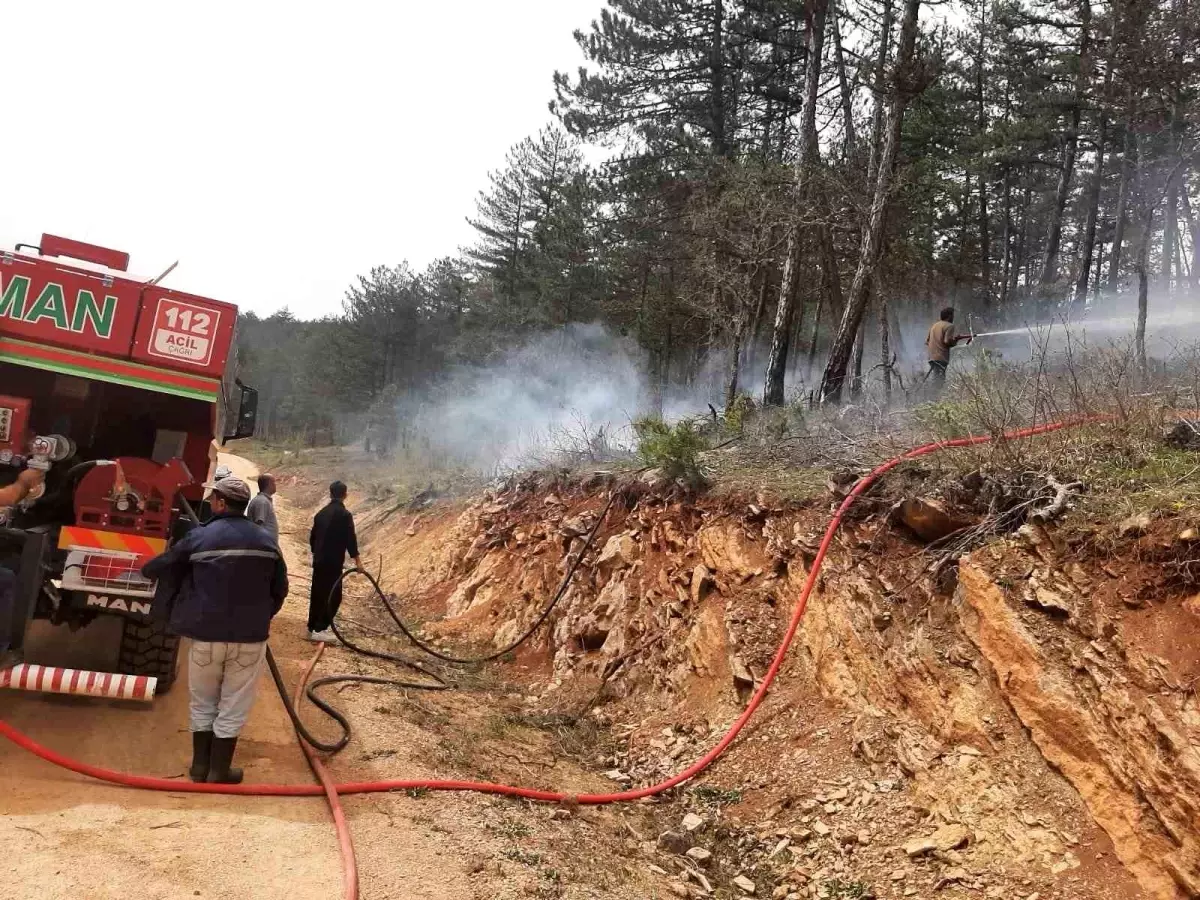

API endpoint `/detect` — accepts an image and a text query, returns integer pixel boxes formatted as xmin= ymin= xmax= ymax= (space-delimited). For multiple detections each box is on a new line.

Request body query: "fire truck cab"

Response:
xmin=0 ymin=234 xmax=257 ymax=694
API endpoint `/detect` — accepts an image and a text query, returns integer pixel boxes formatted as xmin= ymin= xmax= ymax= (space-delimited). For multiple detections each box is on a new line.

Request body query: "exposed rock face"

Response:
xmin=375 ymin=476 xmax=1196 ymax=898
xmin=698 ymin=524 xmax=766 ymax=581
xmin=573 ymin=575 xmax=631 ymax=651
xmin=897 ymin=497 xmax=975 ymax=543
xmin=445 ymin=551 xmax=508 ymax=617
xmin=690 ymin=565 xmax=714 ymax=604
xmin=959 ymin=561 xmax=1200 ymax=899
xmin=596 ymin=532 xmax=639 ymax=576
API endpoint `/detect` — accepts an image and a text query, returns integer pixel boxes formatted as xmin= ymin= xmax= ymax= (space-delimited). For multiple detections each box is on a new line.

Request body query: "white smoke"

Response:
xmin=401 ymin=323 xmax=652 ymax=472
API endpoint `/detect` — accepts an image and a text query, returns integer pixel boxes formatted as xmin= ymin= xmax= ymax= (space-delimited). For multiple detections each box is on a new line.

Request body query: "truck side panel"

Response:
xmin=0 ymin=256 xmax=140 ymax=355
xmin=2 ymin=250 xmax=237 ymax=382
xmin=130 ymin=285 xmax=237 ymax=379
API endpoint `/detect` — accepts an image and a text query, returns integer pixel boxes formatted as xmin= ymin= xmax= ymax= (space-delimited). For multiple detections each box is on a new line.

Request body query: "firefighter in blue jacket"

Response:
xmin=142 ymin=476 xmax=288 ymax=784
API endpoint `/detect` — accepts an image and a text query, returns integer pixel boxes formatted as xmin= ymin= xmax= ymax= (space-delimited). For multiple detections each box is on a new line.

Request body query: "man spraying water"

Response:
xmin=925 ymin=306 xmax=973 ymax=392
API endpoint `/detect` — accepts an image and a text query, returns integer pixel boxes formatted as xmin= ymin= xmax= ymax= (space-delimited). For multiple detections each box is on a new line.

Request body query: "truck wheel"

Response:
xmin=118 ymin=620 xmax=182 ymax=694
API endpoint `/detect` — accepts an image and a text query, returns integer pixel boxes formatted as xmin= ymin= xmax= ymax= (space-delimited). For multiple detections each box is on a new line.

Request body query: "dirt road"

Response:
xmin=0 ymin=454 xmax=618 ymax=900
xmin=0 ymin=454 xmax=343 ymax=900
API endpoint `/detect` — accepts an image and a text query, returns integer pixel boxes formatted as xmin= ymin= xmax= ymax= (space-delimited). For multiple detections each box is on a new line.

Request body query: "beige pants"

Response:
xmin=188 ymin=640 xmax=266 ymax=738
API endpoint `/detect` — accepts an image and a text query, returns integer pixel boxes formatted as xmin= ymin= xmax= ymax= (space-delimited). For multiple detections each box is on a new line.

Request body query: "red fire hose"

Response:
xmin=291 ymin=643 xmax=358 ymax=900
xmin=0 ymin=415 xmax=1102 ymax=900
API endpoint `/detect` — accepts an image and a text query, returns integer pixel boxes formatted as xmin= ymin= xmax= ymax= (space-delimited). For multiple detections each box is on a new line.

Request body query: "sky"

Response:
xmin=1 ymin=1 xmax=600 ymax=319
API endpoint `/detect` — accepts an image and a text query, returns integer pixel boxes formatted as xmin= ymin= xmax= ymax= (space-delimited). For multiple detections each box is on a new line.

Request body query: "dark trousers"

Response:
xmin=308 ymin=562 xmax=344 ymax=633
xmin=0 ymin=566 xmax=16 ymax=652
xmin=928 ymin=359 xmax=949 ymax=393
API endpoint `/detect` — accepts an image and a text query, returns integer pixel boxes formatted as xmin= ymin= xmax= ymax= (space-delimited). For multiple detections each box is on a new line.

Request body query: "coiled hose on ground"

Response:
xmin=0 ymin=416 xmax=1102 ymax=900
xmin=264 ymin=486 xmax=620 ymax=754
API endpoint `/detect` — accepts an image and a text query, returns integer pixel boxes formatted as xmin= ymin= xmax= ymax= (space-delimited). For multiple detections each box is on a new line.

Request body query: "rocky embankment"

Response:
xmin=354 ymin=471 xmax=1199 ymax=899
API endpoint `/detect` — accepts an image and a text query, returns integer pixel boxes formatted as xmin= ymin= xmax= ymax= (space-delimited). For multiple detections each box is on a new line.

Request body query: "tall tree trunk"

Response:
xmin=888 ymin=290 xmax=907 ymax=359
xmin=867 ymin=0 xmax=896 ymax=184
xmin=507 ymin=185 xmax=526 ymax=304
xmin=821 ymin=0 xmax=924 ymax=403
xmin=974 ymin=0 xmax=990 ymax=302
xmin=1072 ymin=8 xmax=1115 ymax=312
xmin=1181 ymin=188 xmax=1200 ymax=288
xmin=1162 ymin=92 xmax=1184 ymax=292
xmin=765 ymin=252 xmax=802 ymax=399
xmin=831 ymin=0 xmax=857 ymax=157
xmin=1014 ymin=177 xmax=1032 ymax=300
xmin=1093 ymin=234 xmax=1107 ymax=304
xmin=1176 ymin=226 xmax=1191 ymax=282
xmin=878 ymin=273 xmax=892 ymax=399
xmin=1161 ymin=0 xmax=1186 ymax=294
xmin=760 ymin=98 xmax=774 ymax=161
xmin=762 ymin=0 xmax=829 ymax=406
xmin=1000 ymin=166 xmax=1013 ymax=306
xmin=806 ymin=292 xmax=826 ymax=379
xmin=1135 ymin=225 xmax=1150 ymax=378
xmin=710 ymin=0 xmax=728 ymax=158
xmin=1073 ymin=118 xmax=1108 ymax=311
xmin=725 ymin=303 xmax=746 ymax=409
xmin=1037 ymin=0 xmax=1091 ymax=304
xmin=806 ymin=223 xmax=844 ymax=377
xmin=958 ymin=170 xmax=971 ymax=285
xmin=1108 ymin=120 xmax=1136 ymax=288
xmin=745 ymin=259 xmax=772 ymax=377
xmin=851 ymin=310 xmax=866 ymax=399
xmin=1164 ymin=182 xmax=1179 ymax=287
xmin=1133 ymin=139 xmax=1153 ymax=379
xmin=788 ymin=292 xmax=809 ymax=377
xmin=651 ymin=320 xmax=672 ymax=419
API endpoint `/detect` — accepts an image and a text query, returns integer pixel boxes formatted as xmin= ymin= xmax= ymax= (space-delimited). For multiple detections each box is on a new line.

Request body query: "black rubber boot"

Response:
xmin=205 ymin=736 xmax=244 ymax=785
xmin=189 ymin=731 xmax=214 ymax=782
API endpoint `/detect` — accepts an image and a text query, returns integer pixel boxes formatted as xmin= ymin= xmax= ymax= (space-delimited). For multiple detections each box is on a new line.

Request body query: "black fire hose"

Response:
xmin=337 ymin=488 xmax=618 ymax=665
xmin=264 ymin=644 xmax=446 ymax=754
xmin=271 ymin=488 xmax=618 ymax=753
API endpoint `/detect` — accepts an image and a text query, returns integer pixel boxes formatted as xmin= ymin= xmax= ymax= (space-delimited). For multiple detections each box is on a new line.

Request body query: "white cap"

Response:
xmin=204 ymin=464 xmax=234 ymax=490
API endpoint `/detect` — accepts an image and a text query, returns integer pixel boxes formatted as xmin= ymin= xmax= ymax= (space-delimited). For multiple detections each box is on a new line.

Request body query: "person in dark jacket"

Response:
xmin=0 ymin=469 xmax=46 ymax=670
xmin=142 ymin=476 xmax=288 ymax=784
xmin=307 ymin=480 xmax=361 ymax=642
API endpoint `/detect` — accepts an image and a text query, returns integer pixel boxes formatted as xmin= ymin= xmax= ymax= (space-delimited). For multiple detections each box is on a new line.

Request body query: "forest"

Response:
xmin=238 ymin=0 xmax=1200 ymax=443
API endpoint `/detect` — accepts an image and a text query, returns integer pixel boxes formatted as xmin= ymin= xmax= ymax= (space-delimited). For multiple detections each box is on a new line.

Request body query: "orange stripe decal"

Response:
xmin=97 ymin=532 xmax=125 ymax=552
xmin=58 ymin=527 xmax=166 ymax=554
xmin=132 ymin=536 xmax=158 ymax=556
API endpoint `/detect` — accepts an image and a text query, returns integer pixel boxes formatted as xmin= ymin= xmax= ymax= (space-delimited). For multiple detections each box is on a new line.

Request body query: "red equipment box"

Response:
xmin=130 ymin=286 xmax=237 ymax=377
xmin=0 ymin=395 xmax=32 ymax=459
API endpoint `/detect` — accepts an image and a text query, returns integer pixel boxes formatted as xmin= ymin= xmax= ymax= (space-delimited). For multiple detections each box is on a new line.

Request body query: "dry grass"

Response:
xmin=701 ymin=336 xmax=1200 ymax=521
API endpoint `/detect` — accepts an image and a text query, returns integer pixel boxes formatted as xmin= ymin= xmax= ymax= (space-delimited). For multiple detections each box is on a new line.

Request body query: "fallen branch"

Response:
xmin=1029 ymin=476 xmax=1085 ymax=523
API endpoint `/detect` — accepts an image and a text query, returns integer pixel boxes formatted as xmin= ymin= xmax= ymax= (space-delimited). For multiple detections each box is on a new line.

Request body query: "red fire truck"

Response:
xmin=0 ymin=234 xmax=257 ymax=696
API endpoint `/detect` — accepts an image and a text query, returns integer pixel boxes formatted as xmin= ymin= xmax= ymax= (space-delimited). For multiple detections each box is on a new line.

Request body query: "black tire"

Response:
xmin=118 ymin=619 xmax=182 ymax=694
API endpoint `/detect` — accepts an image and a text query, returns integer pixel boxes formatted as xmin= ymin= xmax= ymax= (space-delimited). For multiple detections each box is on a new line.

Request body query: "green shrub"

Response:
xmin=633 ymin=417 xmax=708 ymax=485
xmin=912 ymin=397 xmax=975 ymax=440
xmin=725 ymin=393 xmax=757 ymax=433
